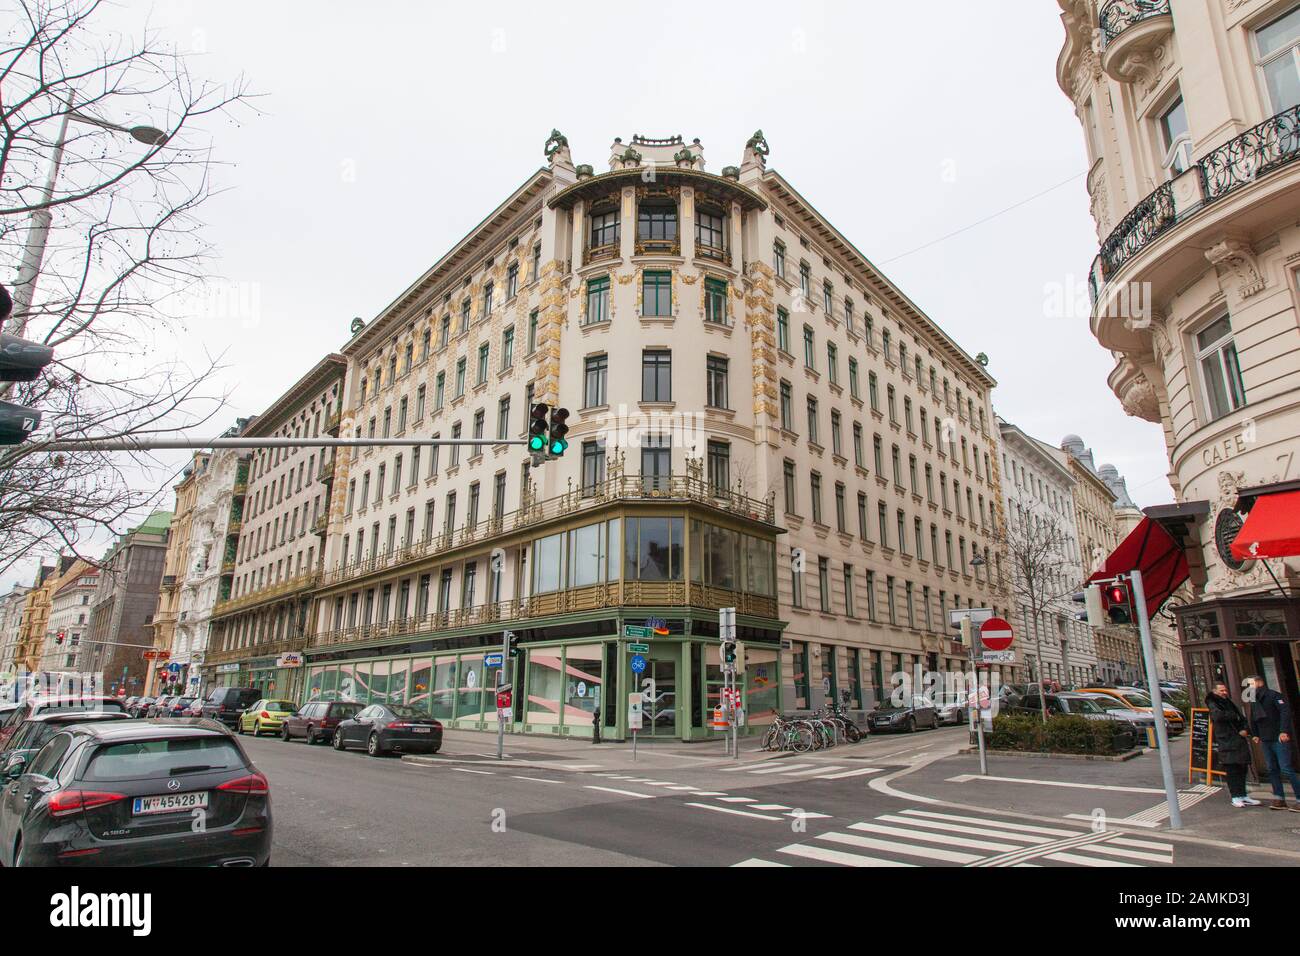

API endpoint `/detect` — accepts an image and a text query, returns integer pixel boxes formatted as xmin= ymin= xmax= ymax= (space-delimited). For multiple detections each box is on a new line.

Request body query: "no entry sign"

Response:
xmin=980 ymin=617 xmax=1014 ymax=651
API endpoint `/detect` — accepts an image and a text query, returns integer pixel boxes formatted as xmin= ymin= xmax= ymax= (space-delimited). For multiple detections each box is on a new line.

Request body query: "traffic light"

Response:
xmin=548 ymin=406 xmax=570 ymax=457
xmin=528 ymin=403 xmax=549 ymax=454
xmin=1073 ymin=586 xmax=1106 ymax=627
xmin=722 ymin=638 xmax=737 ymax=664
xmin=1 ymin=283 xmax=54 ymax=447
xmin=54 ymin=631 xmax=65 ymax=646
xmin=0 ymin=400 xmax=41 ymax=446
xmin=506 ymin=631 xmax=520 ymax=658
xmin=1104 ymin=582 xmax=1133 ymax=625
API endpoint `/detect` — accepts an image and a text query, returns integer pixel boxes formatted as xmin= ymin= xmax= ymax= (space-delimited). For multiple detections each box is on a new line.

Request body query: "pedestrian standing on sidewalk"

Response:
xmin=1206 ymin=684 xmax=1259 ymax=808
xmin=1247 ymin=675 xmax=1300 ymax=812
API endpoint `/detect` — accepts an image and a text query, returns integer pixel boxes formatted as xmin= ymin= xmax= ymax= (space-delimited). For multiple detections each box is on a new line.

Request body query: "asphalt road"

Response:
xmin=242 ymin=726 xmax=1293 ymax=867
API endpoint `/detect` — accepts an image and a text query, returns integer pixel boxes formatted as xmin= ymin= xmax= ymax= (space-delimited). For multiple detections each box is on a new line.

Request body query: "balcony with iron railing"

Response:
xmin=634 ymin=237 xmax=681 ymax=257
xmin=1098 ymin=0 xmax=1173 ymax=81
xmin=205 ymin=634 xmax=307 ymax=666
xmin=317 ymin=464 xmax=777 ymax=593
xmin=584 ymin=241 xmax=619 ymax=266
xmin=212 ymin=571 xmax=321 ymax=619
xmin=311 ymin=580 xmax=778 ymax=651
xmin=1089 ymin=104 xmax=1300 ymax=304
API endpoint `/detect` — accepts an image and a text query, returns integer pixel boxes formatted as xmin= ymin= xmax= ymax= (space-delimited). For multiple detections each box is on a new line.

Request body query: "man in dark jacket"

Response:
xmin=1247 ymin=676 xmax=1300 ymax=811
xmin=1207 ymin=684 xmax=1258 ymax=807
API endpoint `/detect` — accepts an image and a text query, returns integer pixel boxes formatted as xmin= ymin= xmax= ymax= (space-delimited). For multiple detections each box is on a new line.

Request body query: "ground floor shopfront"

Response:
xmin=300 ymin=610 xmax=784 ymax=742
xmin=206 ymin=656 xmax=305 ymax=702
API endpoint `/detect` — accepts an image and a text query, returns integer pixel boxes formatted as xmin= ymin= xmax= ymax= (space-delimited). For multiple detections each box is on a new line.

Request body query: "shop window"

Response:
xmin=431 ymin=657 xmax=456 ymax=720
xmin=526 ymin=651 xmax=564 ymax=727
xmin=624 ymin=516 xmax=684 ymax=581
xmin=564 ymin=645 xmax=603 ymax=733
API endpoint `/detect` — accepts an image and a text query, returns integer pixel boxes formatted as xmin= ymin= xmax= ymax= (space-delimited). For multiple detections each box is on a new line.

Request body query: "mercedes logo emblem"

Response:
xmin=167 ymin=779 xmax=181 ymax=791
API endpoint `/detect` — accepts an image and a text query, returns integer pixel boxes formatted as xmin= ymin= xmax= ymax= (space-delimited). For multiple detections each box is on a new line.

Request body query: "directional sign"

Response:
xmin=483 ymin=652 xmax=504 ymax=668
xmin=628 ymin=642 xmax=650 ymax=654
xmin=979 ymin=617 xmax=1014 ymax=651
xmin=624 ymin=625 xmax=652 ymax=639
xmin=630 ymin=654 xmax=647 ymax=674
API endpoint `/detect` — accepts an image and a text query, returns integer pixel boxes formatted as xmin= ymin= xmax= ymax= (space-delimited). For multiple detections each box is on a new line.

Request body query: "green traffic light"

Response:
xmin=549 ymin=438 xmax=568 ymax=456
xmin=529 ymin=434 xmax=547 ymax=452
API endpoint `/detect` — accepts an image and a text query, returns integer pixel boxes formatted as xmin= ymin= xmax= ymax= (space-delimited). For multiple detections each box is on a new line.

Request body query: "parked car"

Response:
xmin=158 ymin=697 xmax=196 ymax=718
xmin=280 ymin=700 xmax=363 ymax=744
xmin=0 ymin=718 xmax=271 ymax=867
xmin=145 ymin=696 xmax=175 ymax=718
xmin=1078 ymin=686 xmax=1185 ymax=735
xmin=236 ymin=700 xmax=297 ymax=737
xmin=332 ymin=703 xmax=443 ymax=756
xmin=936 ymin=696 xmax=968 ymax=725
xmin=128 ymin=696 xmax=155 ymax=718
xmin=0 ymin=696 xmax=127 ymax=749
xmin=869 ymin=695 xmax=940 ymax=733
xmin=0 ymin=711 xmax=134 ymax=768
xmin=200 ymin=687 xmax=263 ymax=729
xmin=181 ymin=699 xmax=205 ymax=717
xmin=1007 ymin=693 xmax=1146 ymax=752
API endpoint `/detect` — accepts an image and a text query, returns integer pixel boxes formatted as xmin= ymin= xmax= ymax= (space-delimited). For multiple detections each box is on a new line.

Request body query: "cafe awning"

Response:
xmin=1087 ymin=516 xmax=1190 ymax=620
xmin=1230 ymin=488 xmax=1300 ymax=561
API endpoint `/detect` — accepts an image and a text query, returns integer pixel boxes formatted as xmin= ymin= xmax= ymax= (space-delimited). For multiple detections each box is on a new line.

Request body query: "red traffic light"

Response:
xmin=1106 ymin=583 xmax=1128 ymax=605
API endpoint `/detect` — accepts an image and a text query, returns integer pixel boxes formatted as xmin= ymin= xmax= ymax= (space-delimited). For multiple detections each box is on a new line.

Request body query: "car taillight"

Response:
xmin=49 ymin=789 xmax=127 ymax=818
xmin=386 ymin=721 xmax=409 ymax=729
xmin=218 ymin=772 xmax=270 ymax=795
xmin=260 ymin=711 xmax=270 ymax=719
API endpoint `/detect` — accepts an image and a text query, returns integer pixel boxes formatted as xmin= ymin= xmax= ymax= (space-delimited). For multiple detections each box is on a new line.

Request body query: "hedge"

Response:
xmin=988 ymin=713 xmax=1132 ymax=755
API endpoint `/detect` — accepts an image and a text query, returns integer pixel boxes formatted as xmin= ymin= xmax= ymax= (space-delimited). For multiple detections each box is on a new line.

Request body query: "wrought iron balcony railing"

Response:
xmin=310 ymin=581 xmax=778 ymax=649
xmin=212 ymin=571 xmax=321 ymax=617
xmin=317 ymin=472 xmax=776 ymax=591
xmin=1095 ymin=105 xmax=1300 ymax=284
xmin=1098 ymin=0 xmax=1171 ymax=47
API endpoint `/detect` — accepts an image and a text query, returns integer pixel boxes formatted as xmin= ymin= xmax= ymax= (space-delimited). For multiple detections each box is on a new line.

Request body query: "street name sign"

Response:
xmin=627 ymin=642 xmax=650 ymax=654
xmin=483 ymin=652 xmax=504 ymax=668
xmin=624 ymin=625 xmax=652 ymax=639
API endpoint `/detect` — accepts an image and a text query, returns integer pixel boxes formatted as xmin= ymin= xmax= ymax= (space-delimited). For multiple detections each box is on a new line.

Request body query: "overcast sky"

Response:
xmin=3 ymin=0 xmax=1174 ymax=592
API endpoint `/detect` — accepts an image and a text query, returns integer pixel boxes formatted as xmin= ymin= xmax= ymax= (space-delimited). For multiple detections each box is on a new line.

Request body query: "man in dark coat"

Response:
xmin=1247 ymin=676 xmax=1300 ymax=811
xmin=1206 ymin=684 xmax=1258 ymax=807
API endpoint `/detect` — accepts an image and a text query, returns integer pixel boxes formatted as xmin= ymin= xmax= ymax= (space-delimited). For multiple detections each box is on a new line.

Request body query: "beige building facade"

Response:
xmin=148 ymin=455 xmax=205 ymax=695
xmin=1058 ymin=0 xmax=1300 ymax=709
xmin=302 ymin=130 xmax=1006 ymax=740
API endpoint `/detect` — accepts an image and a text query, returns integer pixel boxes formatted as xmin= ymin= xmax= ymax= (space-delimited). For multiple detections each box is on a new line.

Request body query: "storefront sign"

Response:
xmin=216 ymin=663 xmax=240 ymax=674
xmin=1188 ymin=707 xmax=1223 ymax=785
xmin=276 ymin=653 xmax=304 ymax=668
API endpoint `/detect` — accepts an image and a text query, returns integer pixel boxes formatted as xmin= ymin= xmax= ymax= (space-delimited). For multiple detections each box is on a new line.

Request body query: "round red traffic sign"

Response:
xmin=980 ymin=617 xmax=1014 ymax=651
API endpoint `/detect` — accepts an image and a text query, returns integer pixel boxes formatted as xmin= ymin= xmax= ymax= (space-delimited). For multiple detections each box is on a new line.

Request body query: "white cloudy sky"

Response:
xmin=3 ymin=0 xmax=1174 ymax=591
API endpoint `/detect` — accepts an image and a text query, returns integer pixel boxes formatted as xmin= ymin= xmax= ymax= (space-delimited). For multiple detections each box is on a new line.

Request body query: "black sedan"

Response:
xmin=0 ymin=718 xmax=271 ymax=867
xmin=869 ymin=695 xmax=941 ymax=733
xmin=332 ymin=703 xmax=442 ymax=756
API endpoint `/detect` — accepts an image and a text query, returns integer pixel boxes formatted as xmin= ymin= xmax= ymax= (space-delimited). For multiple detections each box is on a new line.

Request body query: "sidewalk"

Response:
xmin=407 ymin=726 xmax=788 ymax=773
xmin=883 ymin=734 xmax=1300 ymax=858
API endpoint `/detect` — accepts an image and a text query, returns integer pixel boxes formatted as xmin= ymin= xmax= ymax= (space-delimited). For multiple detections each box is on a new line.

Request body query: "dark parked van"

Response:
xmin=201 ymin=687 xmax=263 ymax=729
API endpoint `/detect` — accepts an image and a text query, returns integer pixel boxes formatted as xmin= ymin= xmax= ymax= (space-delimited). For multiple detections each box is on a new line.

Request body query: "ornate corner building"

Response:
xmin=1058 ymin=0 xmax=1300 ymax=699
xmin=298 ymin=130 xmax=1006 ymax=742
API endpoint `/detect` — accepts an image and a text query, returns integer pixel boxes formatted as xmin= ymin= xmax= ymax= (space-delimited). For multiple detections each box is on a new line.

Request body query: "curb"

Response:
xmin=957 ymin=747 xmax=1144 ymax=762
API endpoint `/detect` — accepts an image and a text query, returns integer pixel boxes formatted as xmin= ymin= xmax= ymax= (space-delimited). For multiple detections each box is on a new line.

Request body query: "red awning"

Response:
xmin=1230 ymin=489 xmax=1300 ymax=561
xmin=1087 ymin=516 xmax=1189 ymax=620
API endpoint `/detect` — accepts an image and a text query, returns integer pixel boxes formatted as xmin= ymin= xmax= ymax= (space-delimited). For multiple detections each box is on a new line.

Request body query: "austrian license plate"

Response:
xmin=411 ymin=727 xmax=432 ymax=733
xmin=133 ymin=791 xmax=209 ymax=816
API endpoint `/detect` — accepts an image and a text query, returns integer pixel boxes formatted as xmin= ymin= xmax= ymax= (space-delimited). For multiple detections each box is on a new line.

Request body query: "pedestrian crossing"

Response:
xmin=734 ymin=807 xmax=1175 ymax=868
xmin=718 ymin=761 xmax=884 ymax=781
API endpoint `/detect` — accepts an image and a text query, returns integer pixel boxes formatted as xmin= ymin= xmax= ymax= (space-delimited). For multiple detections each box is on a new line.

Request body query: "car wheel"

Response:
xmin=367 ymin=732 xmax=383 ymax=757
xmin=13 ymin=837 xmax=24 ymax=869
xmin=253 ymin=721 xmax=263 ymax=737
xmin=280 ymin=725 xmax=291 ymax=742
xmin=905 ymin=716 xmax=916 ymax=733
xmin=305 ymin=727 xmax=316 ymax=745
xmin=332 ymin=729 xmax=346 ymax=751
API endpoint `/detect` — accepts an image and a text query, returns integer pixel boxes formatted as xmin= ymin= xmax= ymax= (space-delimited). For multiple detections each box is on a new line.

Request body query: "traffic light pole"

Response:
xmin=497 ymin=630 xmax=512 ymax=761
xmin=1128 ymin=569 xmax=1183 ymax=830
xmin=960 ymin=615 xmax=988 ymax=776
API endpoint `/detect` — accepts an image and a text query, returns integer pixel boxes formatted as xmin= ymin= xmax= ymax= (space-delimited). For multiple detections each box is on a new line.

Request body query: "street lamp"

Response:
xmin=6 ymin=97 xmax=168 ymax=334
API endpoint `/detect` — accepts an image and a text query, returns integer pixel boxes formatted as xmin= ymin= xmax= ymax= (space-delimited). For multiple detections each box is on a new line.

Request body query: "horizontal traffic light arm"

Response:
xmin=33 ymin=436 xmax=533 ymax=452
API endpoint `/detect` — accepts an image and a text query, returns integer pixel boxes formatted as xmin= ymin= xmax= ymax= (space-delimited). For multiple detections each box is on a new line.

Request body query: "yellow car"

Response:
xmin=1078 ymin=687 xmax=1185 ymax=735
xmin=237 ymin=699 xmax=298 ymax=737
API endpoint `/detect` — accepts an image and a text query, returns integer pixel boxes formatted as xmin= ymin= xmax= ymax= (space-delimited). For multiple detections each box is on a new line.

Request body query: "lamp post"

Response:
xmin=7 ymin=94 xmax=168 ymax=336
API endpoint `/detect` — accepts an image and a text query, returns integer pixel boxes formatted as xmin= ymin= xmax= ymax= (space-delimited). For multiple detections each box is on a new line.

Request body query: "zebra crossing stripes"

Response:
xmin=719 ymin=761 xmax=884 ymax=781
xmin=734 ymin=808 xmax=1175 ymax=868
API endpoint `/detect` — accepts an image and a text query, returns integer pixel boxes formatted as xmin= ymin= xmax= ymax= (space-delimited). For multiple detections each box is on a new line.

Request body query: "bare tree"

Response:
xmin=997 ymin=495 xmax=1082 ymax=723
xmin=0 ymin=0 xmax=256 ymax=577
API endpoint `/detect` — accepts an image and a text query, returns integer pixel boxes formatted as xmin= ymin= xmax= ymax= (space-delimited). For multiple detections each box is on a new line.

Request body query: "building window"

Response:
xmin=642 ymin=270 xmax=672 ymax=317
xmin=777 ymin=307 xmax=790 ymax=353
xmin=454 ymin=358 xmax=466 ymax=397
xmin=501 ymin=327 xmax=514 ymax=369
xmin=589 ymin=207 xmax=619 ymax=249
xmin=638 ymin=200 xmax=677 ymax=242
xmin=482 ymin=281 xmax=494 ymax=318
xmin=704 ymin=277 xmax=728 ymax=325
xmin=506 ymin=262 xmax=519 ymax=300
xmin=806 ymin=396 xmax=819 ymax=444
xmin=586 ymin=276 xmax=610 ymax=326
xmin=1194 ymin=314 xmax=1246 ymax=421
xmin=581 ymin=440 xmax=606 ymax=496
xmin=706 ymin=355 xmax=729 ymax=409
xmin=696 ymin=208 xmax=726 ymax=253
xmin=848 ymin=357 xmax=860 ymax=399
xmin=642 ymin=350 xmax=672 ymax=403
xmin=707 ymin=440 xmax=730 ymax=495
xmin=810 ymin=472 xmax=823 ymax=524
xmin=434 ymin=372 xmax=445 ymax=410
xmin=783 ymin=459 xmax=797 ymax=515
xmin=497 ymin=396 xmax=511 ymax=441
xmin=1256 ymin=7 xmax=1300 ymax=113
xmin=641 ymin=434 xmax=671 ymax=492
xmin=1158 ymin=94 xmax=1191 ymax=175
xmin=477 ymin=343 xmax=490 ymax=385
xmin=773 ymin=240 xmax=786 ymax=279
xmin=527 ymin=310 xmax=539 ymax=353
xmin=802 ymin=325 xmax=816 ymax=369
xmin=818 ymin=557 xmax=831 ymax=612
xmin=779 ymin=380 xmax=793 ymax=431
xmin=584 ymin=354 xmax=608 ymax=408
